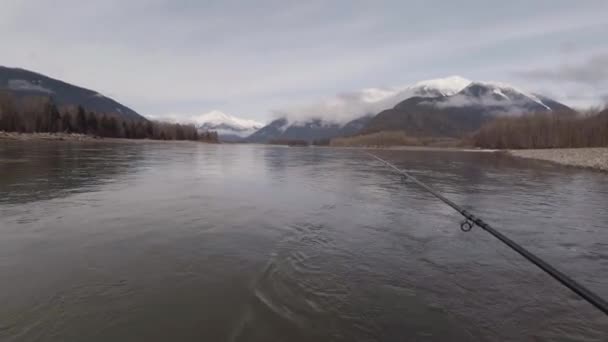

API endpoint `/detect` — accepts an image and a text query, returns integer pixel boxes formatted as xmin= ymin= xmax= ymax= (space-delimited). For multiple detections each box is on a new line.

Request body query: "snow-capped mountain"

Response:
xmin=364 ymin=78 xmax=573 ymax=136
xmin=249 ymin=76 xmax=572 ymax=142
xmin=193 ymin=111 xmax=264 ymax=141
xmin=393 ymin=77 xmax=561 ymax=112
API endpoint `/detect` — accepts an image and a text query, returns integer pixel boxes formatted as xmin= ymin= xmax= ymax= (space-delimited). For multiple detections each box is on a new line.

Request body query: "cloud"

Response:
xmin=2 ymin=0 xmax=607 ymax=120
xmin=271 ymin=76 xmax=474 ymax=125
xmin=516 ymin=53 xmax=608 ymax=86
xmin=429 ymin=94 xmax=534 ymax=112
xmin=271 ymin=86 xmax=410 ymax=125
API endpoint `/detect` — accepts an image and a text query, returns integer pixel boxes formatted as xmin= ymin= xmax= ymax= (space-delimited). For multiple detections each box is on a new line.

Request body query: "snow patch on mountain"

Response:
xmin=8 ymin=79 xmax=54 ymax=93
xmin=436 ymin=81 xmax=553 ymax=111
xmin=472 ymin=81 xmax=551 ymax=110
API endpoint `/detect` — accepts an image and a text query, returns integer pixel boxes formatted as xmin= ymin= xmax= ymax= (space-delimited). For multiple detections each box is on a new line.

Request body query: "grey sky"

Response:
xmin=2 ymin=0 xmax=607 ymax=122
xmin=517 ymin=53 xmax=608 ymax=86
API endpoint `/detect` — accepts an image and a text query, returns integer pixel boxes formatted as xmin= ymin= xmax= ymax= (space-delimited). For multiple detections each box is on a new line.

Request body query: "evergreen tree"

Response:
xmin=87 ymin=112 xmax=98 ymax=135
xmin=122 ymin=121 xmax=130 ymax=138
xmin=146 ymin=121 xmax=154 ymax=138
xmin=108 ymin=117 xmax=118 ymax=137
xmin=76 ymin=106 xmax=87 ymax=133
xmin=130 ymin=122 xmax=138 ymax=139
xmin=48 ymin=103 xmax=60 ymax=133
xmin=61 ymin=112 xmax=72 ymax=132
xmin=99 ymin=115 xmax=109 ymax=137
xmin=0 ymin=92 xmax=18 ymax=131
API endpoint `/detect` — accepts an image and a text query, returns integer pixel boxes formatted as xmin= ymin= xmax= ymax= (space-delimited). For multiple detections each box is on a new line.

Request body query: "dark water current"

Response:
xmin=1 ymin=141 xmax=607 ymax=341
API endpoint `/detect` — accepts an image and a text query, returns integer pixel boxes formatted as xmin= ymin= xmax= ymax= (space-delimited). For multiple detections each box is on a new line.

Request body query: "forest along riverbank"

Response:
xmin=0 ymin=131 xmax=96 ymax=141
xmin=0 ymin=131 xmax=217 ymax=144
xmin=509 ymin=148 xmax=608 ymax=172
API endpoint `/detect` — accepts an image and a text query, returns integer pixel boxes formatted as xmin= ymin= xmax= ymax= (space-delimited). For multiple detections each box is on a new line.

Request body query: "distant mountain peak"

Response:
xmin=458 ymin=81 xmax=551 ymax=110
xmin=388 ymin=76 xmax=473 ymax=102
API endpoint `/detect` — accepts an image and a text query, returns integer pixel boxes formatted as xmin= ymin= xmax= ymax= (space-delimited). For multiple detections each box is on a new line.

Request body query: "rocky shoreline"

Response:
xmin=508 ymin=148 xmax=608 ymax=172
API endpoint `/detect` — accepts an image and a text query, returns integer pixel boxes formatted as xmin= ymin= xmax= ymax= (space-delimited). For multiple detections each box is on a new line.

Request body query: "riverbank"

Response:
xmin=333 ymin=144 xmax=608 ymax=171
xmin=508 ymin=148 xmax=608 ymax=172
xmin=0 ymin=131 xmax=211 ymax=144
xmin=0 ymin=131 xmax=96 ymax=141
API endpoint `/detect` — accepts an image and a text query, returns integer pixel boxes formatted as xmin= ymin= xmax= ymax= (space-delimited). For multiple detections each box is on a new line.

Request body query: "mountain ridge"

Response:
xmin=0 ymin=66 xmax=146 ymax=121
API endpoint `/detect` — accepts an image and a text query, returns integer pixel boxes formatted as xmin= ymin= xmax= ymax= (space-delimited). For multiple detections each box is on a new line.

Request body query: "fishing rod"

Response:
xmin=367 ymin=152 xmax=608 ymax=316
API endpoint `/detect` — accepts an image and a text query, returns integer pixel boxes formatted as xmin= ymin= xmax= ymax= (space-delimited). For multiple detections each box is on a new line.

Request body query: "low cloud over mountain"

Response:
xmin=271 ymin=76 xmax=472 ymax=126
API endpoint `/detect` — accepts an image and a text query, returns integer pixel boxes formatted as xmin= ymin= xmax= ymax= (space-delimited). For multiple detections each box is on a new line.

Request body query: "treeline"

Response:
xmin=331 ymin=131 xmax=422 ymax=147
xmin=473 ymin=109 xmax=608 ymax=149
xmin=268 ymin=139 xmax=309 ymax=146
xmin=330 ymin=131 xmax=462 ymax=147
xmin=0 ymin=92 xmax=218 ymax=142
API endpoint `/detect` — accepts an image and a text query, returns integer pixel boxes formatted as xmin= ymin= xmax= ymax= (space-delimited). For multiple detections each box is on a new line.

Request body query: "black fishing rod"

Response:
xmin=367 ymin=152 xmax=608 ymax=316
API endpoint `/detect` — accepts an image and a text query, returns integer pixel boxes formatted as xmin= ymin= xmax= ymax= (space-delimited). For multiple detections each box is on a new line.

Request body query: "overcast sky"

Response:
xmin=2 ymin=0 xmax=607 ymax=122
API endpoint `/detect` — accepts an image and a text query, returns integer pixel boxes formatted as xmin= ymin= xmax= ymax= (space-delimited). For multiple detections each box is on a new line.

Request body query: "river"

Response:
xmin=1 ymin=141 xmax=607 ymax=341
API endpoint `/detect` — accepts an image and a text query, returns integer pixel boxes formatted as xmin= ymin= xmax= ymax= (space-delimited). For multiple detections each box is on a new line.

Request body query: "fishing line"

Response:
xmin=367 ymin=152 xmax=608 ymax=316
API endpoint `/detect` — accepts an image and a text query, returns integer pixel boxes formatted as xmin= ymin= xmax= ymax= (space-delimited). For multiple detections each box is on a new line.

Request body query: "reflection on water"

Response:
xmin=0 ymin=142 xmax=607 ymax=341
xmin=0 ymin=141 xmax=144 ymax=204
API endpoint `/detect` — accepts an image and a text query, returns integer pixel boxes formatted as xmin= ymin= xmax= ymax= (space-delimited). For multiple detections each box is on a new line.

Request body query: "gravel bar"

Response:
xmin=508 ymin=148 xmax=608 ymax=172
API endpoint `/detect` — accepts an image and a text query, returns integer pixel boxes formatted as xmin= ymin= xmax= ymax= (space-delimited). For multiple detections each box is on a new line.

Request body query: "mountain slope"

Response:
xmin=246 ymin=116 xmax=373 ymax=143
xmin=0 ymin=66 xmax=145 ymax=121
xmin=364 ymin=97 xmax=491 ymax=137
xmin=246 ymin=118 xmax=289 ymax=143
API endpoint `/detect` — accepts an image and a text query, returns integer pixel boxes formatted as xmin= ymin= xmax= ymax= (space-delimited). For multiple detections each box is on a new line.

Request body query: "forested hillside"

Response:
xmin=0 ymin=92 xmax=217 ymax=142
xmin=0 ymin=66 xmax=145 ymax=121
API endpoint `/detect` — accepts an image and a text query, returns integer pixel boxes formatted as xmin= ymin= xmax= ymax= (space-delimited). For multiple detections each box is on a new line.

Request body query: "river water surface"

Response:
xmin=1 ymin=141 xmax=607 ymax=341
